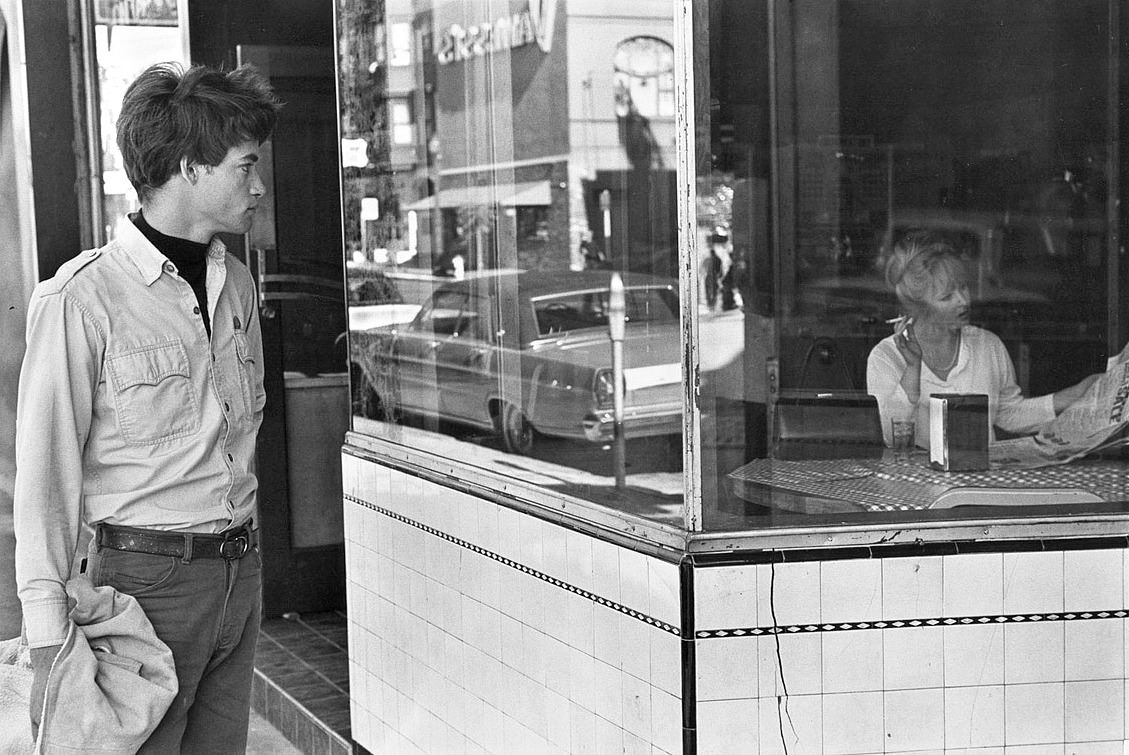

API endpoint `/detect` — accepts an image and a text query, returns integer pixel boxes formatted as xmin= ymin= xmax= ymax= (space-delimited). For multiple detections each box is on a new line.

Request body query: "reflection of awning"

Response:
xmin=402 ymin=180 xmax=551 ymax=211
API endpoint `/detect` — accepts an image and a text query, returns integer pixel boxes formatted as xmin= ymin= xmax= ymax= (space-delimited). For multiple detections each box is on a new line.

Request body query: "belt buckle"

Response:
xmin=219 ymin=531 xmax=250 ymax=560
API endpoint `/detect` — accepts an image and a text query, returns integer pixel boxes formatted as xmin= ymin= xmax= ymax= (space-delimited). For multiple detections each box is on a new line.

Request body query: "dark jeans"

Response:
xmin=90 ymin=542 xmax=262 ymax=754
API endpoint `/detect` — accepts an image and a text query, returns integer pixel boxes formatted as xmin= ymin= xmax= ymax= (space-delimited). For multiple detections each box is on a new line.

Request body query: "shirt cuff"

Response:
xmin=22 ymin=600 xmax=70 ymax=648
xmin=1035 ymin=393 xmax=1057 ymax=423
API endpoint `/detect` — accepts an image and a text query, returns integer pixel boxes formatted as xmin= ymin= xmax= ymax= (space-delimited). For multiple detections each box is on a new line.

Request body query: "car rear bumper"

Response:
xmin=580 ymin=404 xmax=682 ymax=442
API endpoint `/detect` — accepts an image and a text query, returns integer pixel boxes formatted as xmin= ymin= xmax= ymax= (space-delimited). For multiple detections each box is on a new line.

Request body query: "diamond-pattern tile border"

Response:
xmin=695 ymin=609 xmax=1129 ymax=639
xmin=345 ymin=494 xmax=680 ymax=636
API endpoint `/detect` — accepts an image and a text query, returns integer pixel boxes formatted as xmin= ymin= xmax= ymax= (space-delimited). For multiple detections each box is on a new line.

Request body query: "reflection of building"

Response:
xmin=338 ymin=0 xmax=677 ymax=279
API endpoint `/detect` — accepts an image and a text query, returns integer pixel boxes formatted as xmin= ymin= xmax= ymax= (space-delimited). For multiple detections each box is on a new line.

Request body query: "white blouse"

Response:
xmin=866 ymin=325 xmax=1055 ymax=448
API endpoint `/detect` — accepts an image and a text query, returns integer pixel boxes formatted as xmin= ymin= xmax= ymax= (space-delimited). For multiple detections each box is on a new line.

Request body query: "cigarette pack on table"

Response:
xmin=929 ymin=393 xmax=989 ymax=471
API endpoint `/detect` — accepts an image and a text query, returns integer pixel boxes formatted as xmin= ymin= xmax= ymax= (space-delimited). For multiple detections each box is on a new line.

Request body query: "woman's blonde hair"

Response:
xmin=884 ymin=229 xmax=969 ymax=312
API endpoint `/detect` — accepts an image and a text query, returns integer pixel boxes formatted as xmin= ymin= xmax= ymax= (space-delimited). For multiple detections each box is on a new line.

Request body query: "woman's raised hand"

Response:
xmin=893 ymin=318 xmax=922 ymax=367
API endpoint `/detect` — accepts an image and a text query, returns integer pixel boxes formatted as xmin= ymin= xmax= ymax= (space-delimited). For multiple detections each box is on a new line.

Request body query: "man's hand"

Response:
xmin=29 ymin=644 xmax=62 ymax=740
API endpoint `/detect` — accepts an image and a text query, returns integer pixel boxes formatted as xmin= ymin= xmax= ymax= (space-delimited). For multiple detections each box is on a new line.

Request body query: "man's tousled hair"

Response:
xmin=117 ymin=62 xmax=282 ymax=200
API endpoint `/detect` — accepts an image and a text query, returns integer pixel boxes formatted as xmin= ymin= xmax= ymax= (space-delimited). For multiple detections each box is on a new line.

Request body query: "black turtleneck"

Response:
xmin=132 ymin=212 xmax=212 ymax=337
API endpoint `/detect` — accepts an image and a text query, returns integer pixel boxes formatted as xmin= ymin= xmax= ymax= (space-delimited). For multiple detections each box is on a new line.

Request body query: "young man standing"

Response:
xmin=15 ymin=62 xmax=280 ymax=752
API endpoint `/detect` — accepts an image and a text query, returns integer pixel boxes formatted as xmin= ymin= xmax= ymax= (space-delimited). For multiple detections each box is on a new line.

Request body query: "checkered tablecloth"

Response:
xmin=726 ymin=455 xmax=1129 ymax=512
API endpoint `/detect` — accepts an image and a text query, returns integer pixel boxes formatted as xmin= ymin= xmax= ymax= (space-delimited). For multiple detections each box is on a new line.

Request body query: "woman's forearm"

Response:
xmin=1052 ymin=374 xmax=1100 ymax=413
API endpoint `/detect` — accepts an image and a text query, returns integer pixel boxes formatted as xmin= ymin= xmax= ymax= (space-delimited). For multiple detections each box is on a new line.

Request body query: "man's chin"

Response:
xmin=224 ymin=218 xmax=255 ymax=236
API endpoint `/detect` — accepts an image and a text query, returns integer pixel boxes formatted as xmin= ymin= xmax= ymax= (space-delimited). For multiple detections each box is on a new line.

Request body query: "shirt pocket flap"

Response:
xmin=108 ymin=341 xmax=190 ymax=389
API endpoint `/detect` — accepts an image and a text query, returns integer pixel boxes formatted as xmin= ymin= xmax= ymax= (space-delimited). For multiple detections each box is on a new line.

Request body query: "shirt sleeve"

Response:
xmin=866 ymin=337 xmax=914 ymax=446
xmin=14 ymin=287 xmax=103 ymax=647
xmin=987 ymin=333 xmax=1056 ymax=435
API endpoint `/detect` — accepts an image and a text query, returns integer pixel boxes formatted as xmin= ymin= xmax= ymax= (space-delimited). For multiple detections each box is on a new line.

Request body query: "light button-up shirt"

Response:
xmin=14 ymin=219 xmax=265 ymax=648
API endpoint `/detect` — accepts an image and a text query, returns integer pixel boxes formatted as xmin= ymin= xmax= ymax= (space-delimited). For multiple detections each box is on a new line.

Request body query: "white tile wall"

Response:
xmin=760 ymin=561 xmax=821 ymax=626
xmin=821 ymin=558 xmax=882 ymax=623
xmin=822 ymin=691 xmax=883 ymax=754
xmin=944 ymin=684 xmax=1005 ymax=748
xmin=696 ymin=637 xmax=757 ymax=701
xmin=1065 ymin=619 xmax=1123 ymax=681
xmin=883 ymin=626 xmax=944 ymax=690
xmin=693 ymin=563 xmax=757 ymax=629
xmin=693 ymin=550 xmax=1129 ymax=753
xmin=769 ymin=633 xmax=822 ymax=696
xmin=944 ymin=552 xmax=1004 ymax=616
xmin=1066 ymin=550 xmax=1123 ymax=611
xmin=1064 ymin=680 xmax=1123 ymax=743
xmin=343 ymin=454 xmax=682 ymax=755
xmin=756 ymin=693 xmax=821 ymax=755
xmin=822 ymin=630 xmax=882 ymax=693
xmin=695 ymin=699 xmax=757 ymax=754
xmin=347 ymin=452 xmax=1129 ymax=753
xmin=883 ymin=687 xmax=945 ymax=750
xmin=1005 ymin=682 xmax=1066 ymax=745
xmin=944 ymin=624 xmax=1005 ymax=687
xmin=1004 ymin=551 xmax=1065 ymax=614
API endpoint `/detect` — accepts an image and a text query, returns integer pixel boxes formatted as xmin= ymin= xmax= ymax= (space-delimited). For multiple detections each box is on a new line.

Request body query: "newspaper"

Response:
xmin=990 ymin=341 xmax=1129 ymax=469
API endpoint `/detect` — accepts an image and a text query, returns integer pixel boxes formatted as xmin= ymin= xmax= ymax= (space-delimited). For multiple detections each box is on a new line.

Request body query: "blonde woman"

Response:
xmin=866 ymin=230 xmax=1097 ymax=449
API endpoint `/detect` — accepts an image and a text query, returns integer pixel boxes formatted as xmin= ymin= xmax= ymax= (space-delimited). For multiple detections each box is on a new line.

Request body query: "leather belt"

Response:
xmin=96 ymin=522 xmax=258 ymax=561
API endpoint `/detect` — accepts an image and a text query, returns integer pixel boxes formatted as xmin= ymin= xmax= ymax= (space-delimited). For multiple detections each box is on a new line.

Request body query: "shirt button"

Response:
xmin=228 ymin=454 xmax=234 ymax=462
xmin=193 ymin=306 xmax=201 ymax=315
xmin=163 ymin=262 xmax=175 ymax=273
xmin=224 ymin=402 xmax=230 ymax=412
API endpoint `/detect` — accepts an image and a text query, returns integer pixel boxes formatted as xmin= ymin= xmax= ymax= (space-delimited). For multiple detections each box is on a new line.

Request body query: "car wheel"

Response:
xmin=500 ymin=403 xmax=535 ymax=455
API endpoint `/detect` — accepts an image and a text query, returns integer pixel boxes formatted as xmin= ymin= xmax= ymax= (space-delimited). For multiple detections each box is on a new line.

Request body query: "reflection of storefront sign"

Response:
xmin=96 ymin=0 xmax=178 ymax=26
xmin=436 ymin=0 xmax=556 ymax=64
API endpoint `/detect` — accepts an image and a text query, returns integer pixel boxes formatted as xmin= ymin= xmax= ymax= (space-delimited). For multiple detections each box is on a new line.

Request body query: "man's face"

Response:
xmin=192 ymin=140 xmax=266 ymax=237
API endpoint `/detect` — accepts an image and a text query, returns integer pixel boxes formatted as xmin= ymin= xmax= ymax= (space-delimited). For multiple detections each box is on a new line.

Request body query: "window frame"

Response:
xmin=338 ymin=0 xmax=1129 ymax=554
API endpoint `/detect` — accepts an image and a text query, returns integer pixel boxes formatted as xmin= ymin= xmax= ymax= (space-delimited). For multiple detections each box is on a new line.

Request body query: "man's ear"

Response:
xmin=179 ymin=157 xmax=197 ymax=185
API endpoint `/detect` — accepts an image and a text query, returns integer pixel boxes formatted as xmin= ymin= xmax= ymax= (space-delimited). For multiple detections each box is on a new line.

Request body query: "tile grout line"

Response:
xmin=258 ymin=629 xmax=351 ymax=699
xmin=253 ymin=668 xmax=352 ymax=755
xmin=290 ymin=615 xmax=350 ymax=654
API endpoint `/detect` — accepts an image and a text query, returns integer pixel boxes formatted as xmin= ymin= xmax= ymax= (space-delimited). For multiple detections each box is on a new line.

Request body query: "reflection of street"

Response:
xmin=355 ymin=417 xmax=684 ymax=525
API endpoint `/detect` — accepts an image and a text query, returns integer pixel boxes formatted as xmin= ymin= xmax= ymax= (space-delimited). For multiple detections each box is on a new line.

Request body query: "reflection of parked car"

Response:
xmin=348 ymin=270 xmax=684 ymax=454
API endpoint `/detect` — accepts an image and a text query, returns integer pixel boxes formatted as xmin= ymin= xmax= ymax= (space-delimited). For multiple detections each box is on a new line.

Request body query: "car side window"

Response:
xmin=534 ymin=292 xmax=608 ymax=335
xmin=533 ymin=286 xmax=678 ymax=336
xmin=414 ymin=290 xmax=467 ymax=336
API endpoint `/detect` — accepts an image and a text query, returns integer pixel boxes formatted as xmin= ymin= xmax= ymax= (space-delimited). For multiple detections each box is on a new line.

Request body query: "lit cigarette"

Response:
xmin=887 ymin=315 xmax=913 ymax=336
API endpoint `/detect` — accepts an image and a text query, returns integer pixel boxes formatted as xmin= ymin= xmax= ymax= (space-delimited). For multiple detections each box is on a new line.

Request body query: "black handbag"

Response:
xmin=771 ymin=391 xmax=885 ymax=460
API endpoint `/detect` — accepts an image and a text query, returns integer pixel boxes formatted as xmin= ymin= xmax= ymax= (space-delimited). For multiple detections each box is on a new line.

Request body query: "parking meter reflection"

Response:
xmin=608 ymin=274 xmax=626 ymax=489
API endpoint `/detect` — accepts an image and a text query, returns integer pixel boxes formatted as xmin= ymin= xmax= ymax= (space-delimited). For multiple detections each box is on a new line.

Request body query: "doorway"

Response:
xmin=237 ymin=44 xmax=347 ymax=617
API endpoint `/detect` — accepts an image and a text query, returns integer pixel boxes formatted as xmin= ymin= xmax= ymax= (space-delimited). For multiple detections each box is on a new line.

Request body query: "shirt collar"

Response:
xmin=119 ymin=216 xmax=228 ymax=286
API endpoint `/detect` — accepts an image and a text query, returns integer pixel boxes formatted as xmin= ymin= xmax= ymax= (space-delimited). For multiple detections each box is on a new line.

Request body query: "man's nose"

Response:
xmin=250 ymin=172 xmax=266 ymax=197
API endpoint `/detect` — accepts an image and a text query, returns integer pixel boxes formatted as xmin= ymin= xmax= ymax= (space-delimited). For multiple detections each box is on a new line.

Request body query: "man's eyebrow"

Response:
xmin=239 ymin=153 xmax=260 ymax=164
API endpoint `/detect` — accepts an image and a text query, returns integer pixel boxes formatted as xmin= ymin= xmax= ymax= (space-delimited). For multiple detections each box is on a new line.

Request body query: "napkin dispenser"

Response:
xmin=929 ymin=393 xmax=989 ymax=471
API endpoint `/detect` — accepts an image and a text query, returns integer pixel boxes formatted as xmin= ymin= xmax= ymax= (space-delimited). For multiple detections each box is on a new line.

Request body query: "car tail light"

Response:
xmin=594 ymin=369 xmax=615 ymax=409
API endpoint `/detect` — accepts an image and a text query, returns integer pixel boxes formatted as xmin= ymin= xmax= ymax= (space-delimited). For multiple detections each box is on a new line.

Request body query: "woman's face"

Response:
xmin=917 ymin=277 xmax=971 ymax=330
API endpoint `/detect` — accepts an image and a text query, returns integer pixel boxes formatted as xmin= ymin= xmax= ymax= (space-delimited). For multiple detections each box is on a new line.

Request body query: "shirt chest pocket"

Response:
xmin=107 ymin=341 xmax=201 ymax=445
